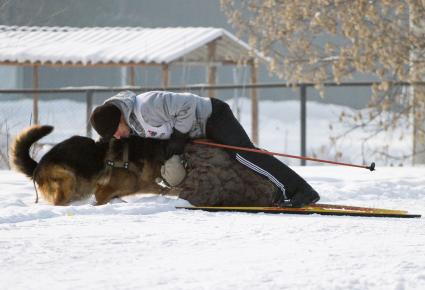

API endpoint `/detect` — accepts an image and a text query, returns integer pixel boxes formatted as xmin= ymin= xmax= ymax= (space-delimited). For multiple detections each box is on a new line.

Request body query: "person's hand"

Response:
xmin=165 ymin=129 xmax=189 ymax=159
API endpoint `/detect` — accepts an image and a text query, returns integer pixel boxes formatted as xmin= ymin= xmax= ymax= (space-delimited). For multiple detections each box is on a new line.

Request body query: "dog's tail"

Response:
xmin=10 ymin=125 xmax=54 ymax=179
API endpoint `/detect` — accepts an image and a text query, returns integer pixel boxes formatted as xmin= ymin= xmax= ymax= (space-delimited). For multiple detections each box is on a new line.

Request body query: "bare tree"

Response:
xmin=221 ymin=0 xmax=425 ymax=164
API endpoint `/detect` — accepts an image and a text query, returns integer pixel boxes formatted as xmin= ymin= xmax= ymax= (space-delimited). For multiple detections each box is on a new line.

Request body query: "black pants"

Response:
xmin=206 ymin=98 xmax=316 ymax=201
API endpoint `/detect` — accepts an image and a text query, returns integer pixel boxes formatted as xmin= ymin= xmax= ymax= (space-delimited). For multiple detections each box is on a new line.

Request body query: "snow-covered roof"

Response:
xmin=0 ymin=26 xmax=265 ymax=66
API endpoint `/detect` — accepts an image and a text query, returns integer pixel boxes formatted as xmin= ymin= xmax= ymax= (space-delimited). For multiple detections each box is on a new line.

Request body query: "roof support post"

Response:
xmin=300 ymin=84 xmax=307 ymax=166
xmin=207 ymin=41 xmax=217 ymax=98
xmin=129 ymin=66 xmax=136 ymax=86
xmin=249 ymin=60 xmax=259 ymax=145
xmin=86 ymin=90 xmax=93 ymax=138
xmin=32 ymin=65 xmax=39 ymax=125
xmin=162 ymin=64 xmax=169 ymax=88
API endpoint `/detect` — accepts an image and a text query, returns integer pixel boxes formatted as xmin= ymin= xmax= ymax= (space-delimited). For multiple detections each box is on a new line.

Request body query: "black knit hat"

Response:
xmin=90 ymin=104 xmax=121 ymax=138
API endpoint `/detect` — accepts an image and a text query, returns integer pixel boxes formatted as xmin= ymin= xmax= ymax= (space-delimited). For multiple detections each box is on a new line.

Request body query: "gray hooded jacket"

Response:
xmin=104 ymin=91 xmax=212 ymax=139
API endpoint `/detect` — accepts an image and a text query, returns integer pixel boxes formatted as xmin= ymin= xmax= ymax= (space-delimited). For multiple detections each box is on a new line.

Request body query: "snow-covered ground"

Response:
xmin=1 ymin=98 xmax=424 ymax=289
xmin=0 ymin=167 xmax=424 ymax=290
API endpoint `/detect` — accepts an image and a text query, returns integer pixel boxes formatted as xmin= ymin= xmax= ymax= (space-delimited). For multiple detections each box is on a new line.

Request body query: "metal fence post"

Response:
xmin=32 ymin=65 xmax=39 ymax=125
xmin=86 ymin=90 xmax=93 ymax=138
xmin=300 ymin=85 xmax=307 ymax=166
xmin=250 ymin=60 xmax=259 ymax=145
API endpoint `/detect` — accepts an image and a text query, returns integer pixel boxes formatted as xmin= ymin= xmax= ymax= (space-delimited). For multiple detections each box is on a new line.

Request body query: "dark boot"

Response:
xmin=290 ymin=185 xmax=320 ymax=207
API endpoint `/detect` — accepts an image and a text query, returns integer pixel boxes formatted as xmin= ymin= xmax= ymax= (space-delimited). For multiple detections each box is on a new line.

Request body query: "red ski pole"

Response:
xmin=193 ymin=139 xmax=375 ymax=171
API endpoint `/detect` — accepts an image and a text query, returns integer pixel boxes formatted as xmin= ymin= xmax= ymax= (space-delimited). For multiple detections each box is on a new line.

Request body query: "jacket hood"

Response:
xmin=104 ymin=91 xmax=146 ymax=137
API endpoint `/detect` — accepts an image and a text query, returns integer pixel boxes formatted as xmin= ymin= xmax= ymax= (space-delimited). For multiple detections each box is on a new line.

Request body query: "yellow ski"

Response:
xmin=176 ymin=204 xmax=421 ymax=218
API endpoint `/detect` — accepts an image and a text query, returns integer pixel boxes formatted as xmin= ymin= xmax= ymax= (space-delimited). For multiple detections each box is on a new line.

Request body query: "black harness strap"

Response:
xmin=105 ymin=139 xmax=130 ymax=169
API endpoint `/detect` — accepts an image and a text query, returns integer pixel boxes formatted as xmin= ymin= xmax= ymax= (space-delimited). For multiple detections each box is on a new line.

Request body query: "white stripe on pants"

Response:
xmin=236 ymin=153 xmax=288 ymax=200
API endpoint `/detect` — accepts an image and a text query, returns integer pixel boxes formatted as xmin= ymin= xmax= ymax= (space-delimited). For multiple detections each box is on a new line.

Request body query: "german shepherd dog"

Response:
xmin=10 ymin=125 xmax=278 ymax=206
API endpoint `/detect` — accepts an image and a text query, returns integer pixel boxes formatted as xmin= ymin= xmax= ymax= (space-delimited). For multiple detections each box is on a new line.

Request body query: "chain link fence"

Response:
xmin=0 ymin=82 xmax=413 ymax=169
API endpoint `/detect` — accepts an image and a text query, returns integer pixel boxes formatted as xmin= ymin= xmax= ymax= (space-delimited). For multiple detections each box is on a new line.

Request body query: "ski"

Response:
xmin=312 ymin=203 xmax=408 ymax=214
xmin=176 ymin=204 xmax=421 ymax=218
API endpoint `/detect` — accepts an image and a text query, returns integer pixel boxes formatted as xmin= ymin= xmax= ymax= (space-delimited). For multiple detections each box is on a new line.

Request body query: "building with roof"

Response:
xmin=0 ymin=25 xmax=266 ymax=142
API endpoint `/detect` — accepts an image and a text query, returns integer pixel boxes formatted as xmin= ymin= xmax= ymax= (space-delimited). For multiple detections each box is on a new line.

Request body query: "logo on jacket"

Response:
xmin=148 ymin=130 xmax=157 ymax=137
